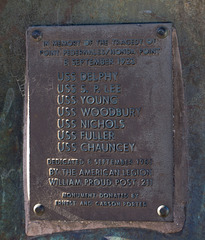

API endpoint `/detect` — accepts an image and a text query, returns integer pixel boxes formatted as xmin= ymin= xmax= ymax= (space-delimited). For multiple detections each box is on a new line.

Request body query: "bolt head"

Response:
xmin=157 ymin=205 xmax=169 ymax=217
xmin=33 ymin=204 xmax=45 ymax=216
xmin=32 ymin=30 xmax=42 ymax=41
xmin=157 ymin=26 xmax=168 ymax=39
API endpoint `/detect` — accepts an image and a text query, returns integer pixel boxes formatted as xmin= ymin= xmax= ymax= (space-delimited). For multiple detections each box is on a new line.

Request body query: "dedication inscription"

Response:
xmin=25 ymin=24 xmax=174 ymax=223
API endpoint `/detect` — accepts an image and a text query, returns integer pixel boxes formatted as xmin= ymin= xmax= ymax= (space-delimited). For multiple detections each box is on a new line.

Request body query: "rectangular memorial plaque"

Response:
xmin=24 ymin=24 xmax=187 ymax=236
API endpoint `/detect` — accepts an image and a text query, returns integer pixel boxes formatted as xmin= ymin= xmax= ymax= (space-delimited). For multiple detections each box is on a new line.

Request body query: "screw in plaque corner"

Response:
xmin=156 ymin=26 xmax=169 ymax=39
xmin=157 ymin=205 xmax=170 ymax=217
xmin=31 ymin=30 xmax=42 ymax=41
xmin=33 ymin=203 xmax=45 ymax=216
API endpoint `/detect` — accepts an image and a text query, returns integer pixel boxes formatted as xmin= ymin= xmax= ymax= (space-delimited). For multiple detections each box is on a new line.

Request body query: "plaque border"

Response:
xmin=23 ymin=26 xmax=187 ymax=236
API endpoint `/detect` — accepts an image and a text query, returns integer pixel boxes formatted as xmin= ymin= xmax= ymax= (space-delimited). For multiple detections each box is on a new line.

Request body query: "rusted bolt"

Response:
xmin=156 ymin=26 xmax=168 ymax=39
xmin=157 ymin=205 xmax=169 ymax=217
xmin=33 ymin=204 xmax=45 ymax=216
xmin=32 ymin=30 xmax=42 ymax=41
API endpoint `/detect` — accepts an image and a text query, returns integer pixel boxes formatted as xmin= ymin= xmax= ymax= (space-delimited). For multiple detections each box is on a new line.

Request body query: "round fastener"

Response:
xmin=33 ymin=203 xmax=45 ymax=216
xmin=32 ymin=30 xmax=42 ymax=41
xmin=156 ymin=26 xmax=168 ymax=39
xmin=157 ymin=205 xmax=169 ymax=217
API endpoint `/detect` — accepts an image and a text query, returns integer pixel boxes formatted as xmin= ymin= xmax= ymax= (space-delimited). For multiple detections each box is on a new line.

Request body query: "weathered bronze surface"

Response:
xmin=24 ymin=23 xmax=185 ymax=235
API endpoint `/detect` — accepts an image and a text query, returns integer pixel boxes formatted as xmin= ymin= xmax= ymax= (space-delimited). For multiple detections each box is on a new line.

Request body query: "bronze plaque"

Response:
xmin=24 ymin=24 xmax=186 ymax=235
